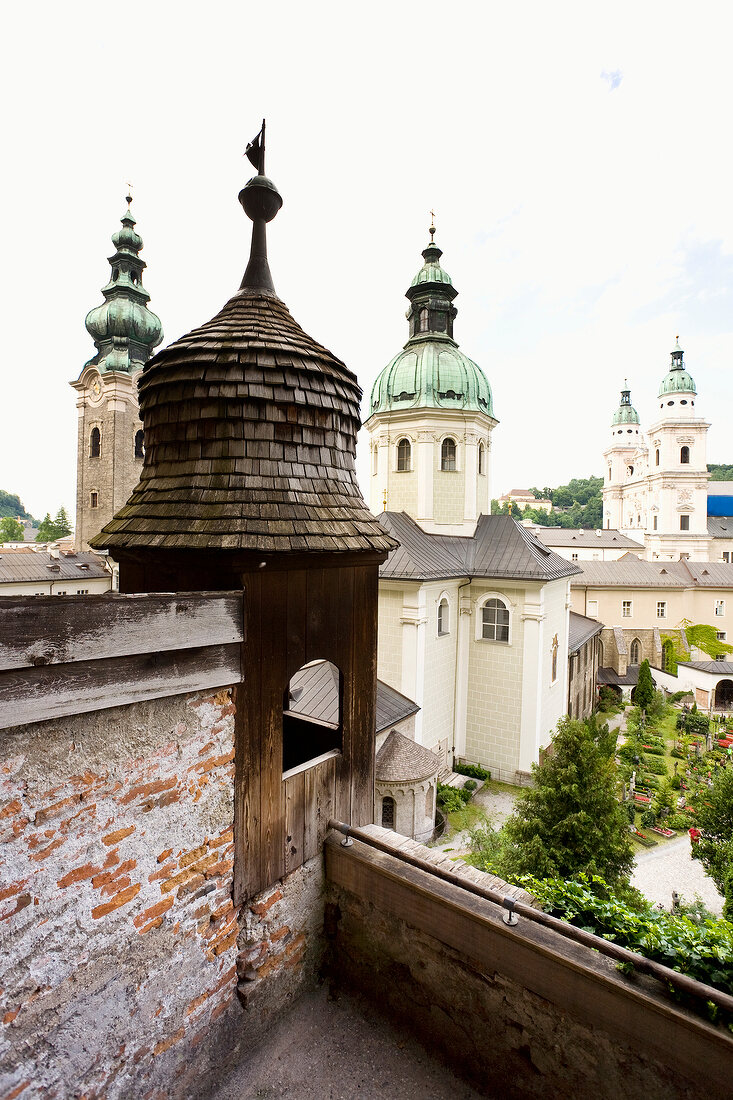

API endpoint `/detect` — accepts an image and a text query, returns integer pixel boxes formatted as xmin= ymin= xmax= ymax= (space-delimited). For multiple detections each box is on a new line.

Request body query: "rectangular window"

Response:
xmin=724 ymin=552 xmax=731 ymax=563
xmin=680 ymin=515 xmax=690 ymax=531
xmin=653 ymin=516 xmax=658 ymax=530
xmin=90 ymin=491 xmax=98 ymax=509
xmin=587 ymin=600 xmax=598 ymax=619
xmin=717 ymin=631 xmax=727 ymax=642
xmin=571 ymin=553 xmax=579 ymax=562
xmin=76 ymin=589 xmax=89 ymax=595
xmin=715 ymin=600 xmax=726 ymax=617
xmin=657 ymin=601 xmax=667 ymax=619
xmin=622 ymin=601 xmax=632 ymax=617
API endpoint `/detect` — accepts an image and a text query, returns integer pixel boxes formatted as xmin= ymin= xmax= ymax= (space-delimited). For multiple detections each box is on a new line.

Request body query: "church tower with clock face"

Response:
xmin=71 ymin=198 xmax=163 ymax=550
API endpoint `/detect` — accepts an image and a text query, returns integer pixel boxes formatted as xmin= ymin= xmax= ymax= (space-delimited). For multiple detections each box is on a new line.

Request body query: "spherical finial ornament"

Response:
xmin=239 ymin=175 xmax=283 ymax=224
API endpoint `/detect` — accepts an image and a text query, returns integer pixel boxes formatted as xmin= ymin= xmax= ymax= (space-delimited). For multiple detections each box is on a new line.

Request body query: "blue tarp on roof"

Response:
xmin=708 ymin=496 xmax=733 ymax=517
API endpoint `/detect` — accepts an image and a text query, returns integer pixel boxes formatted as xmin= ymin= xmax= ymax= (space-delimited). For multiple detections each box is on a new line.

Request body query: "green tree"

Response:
xmin=492 ymin=717 xmax=634 ymax=885
xmin=0 ymin=517 xmax=24 ymax=542
xmin=692 ymin=768 xmax=733 ymax=920
xmin=53 ymin=506 xmax=72 ymax=537
xmin=708 ymin=464 xmax=733 ymax=481
xmin=35 ymin=513 xmax=55 ymax=542
xmin=0 ymin=490 xmax=33 ymax=521
xmin=635 ymin=659 xmax=655 ymax=712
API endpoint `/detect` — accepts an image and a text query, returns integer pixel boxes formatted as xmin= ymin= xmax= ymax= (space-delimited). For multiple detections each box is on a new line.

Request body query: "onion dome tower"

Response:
xmin=602 ymin=381 xmax=643 ymax=530
xmin=71 ymin=198 xmax=163 ymax=550
xmin=365 ymin=228 xmax=497 ymax=534
xmin=658 ymin=338 xmax=697 ymax=403
xmin=92 ymin=128 xmax=397 ymax=900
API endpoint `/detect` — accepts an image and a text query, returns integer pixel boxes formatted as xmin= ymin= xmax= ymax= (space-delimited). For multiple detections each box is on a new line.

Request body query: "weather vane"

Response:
xmin=125 ymin=181 xmax=134 ymax=204
xmin=429 ymin=209 xmax=436 ymax=243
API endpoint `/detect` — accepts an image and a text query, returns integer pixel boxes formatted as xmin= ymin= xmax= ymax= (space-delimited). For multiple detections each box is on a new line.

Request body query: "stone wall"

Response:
xmin=0 ymin=688 xmax=325 ymax=1100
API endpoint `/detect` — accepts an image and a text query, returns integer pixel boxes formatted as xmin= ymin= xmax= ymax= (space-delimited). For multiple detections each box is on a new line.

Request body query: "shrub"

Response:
xmin=641 ymin=775 xmax=660 ymax=789
xmin=671 ymin=776 xmax=681 ymax=790
xmin=463 ymin=778 xmax=478 ymax=792
xmin=641 ymin=756 xmax=668 ymax=776
xmin=642 ymin=743 xmax=665 ymax=756
xmin=437 ymin=785 xmax=466 ymax=813
xmin=640 ymin=809 xmax=657 ymax=826
xmin=625 ymin=802 xmax=636 ymax=824
xmin=667 ymin=814 xmax=692 ymax=831
xmin=454 ymin=762 xmax=491 ymax=781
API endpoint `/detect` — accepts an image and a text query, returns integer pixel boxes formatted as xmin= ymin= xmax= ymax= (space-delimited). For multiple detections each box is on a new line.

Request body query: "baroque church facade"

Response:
xmin=70 ymin=198 xmax=162 ymax=550
xmin=366 ymin=235 xmax=578 ymax=784
xmin=601 ymin=341 xmax=733 ymax=561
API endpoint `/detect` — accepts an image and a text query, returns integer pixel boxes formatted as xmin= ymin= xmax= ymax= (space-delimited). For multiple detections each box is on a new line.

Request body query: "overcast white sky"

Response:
xmin=3 ymin=1 xmax=733 ymax=521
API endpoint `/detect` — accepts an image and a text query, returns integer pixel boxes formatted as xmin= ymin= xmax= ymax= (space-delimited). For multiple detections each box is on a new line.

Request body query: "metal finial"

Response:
xmin=125 ymin=182 xmax=133 ymax=205
xmin=239 ymin=120 xmax=282 ymax=293
xmin=429 ymin=209 xmax=436 ymax=243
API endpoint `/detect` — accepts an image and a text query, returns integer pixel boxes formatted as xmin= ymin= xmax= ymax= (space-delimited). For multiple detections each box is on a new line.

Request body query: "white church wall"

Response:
xmin=537 ymin=578 xmax=571 ymax=756
xmin=376 ymin=587 xmax=405 ymax=693
xmin=420 ymin=581 xmax=459 ymax=766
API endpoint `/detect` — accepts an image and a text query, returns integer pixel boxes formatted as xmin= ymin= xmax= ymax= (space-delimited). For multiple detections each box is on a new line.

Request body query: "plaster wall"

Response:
xmin=420 ymin=581 xmax=459 ymax=762
xmin=375 ymin=587 xmax=404 ymax=693
xmin=571 ymin=584 xmax=733 ymax=642
xmin=0 ymin=576 xmax=111 ymax=597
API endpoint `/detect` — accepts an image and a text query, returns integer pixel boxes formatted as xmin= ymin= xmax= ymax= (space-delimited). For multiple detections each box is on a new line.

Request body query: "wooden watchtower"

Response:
xmin=92 ymin=128 xmax=397 ymax=901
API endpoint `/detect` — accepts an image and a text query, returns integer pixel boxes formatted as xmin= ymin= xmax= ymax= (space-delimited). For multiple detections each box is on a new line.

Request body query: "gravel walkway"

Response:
xmin=631 ymin=834 xmax=724 ymax=915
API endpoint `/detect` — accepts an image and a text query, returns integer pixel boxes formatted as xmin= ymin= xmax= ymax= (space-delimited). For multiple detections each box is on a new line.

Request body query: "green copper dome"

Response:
xmin=658 ymin=339 xmax=696 ymax=397
xmin=611 ymin=383 xmax=640 ymax=425
xmin=82 ymin=198 xmax=163 ymax=376
xmin=368 ymin=232 xmax=495 ymax=420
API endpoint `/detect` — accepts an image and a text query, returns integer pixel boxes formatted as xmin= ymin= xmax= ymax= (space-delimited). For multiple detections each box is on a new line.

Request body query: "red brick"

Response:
xmin=161 ymin=869 xmax=199 ymax=894
xmin=210 ymin=995 xmax=232 ymax=1022
xmin=35 ymin=794 xmax=82 ymax=825
xmin=284 ymin=945 xmax=306 ymax=970
xmin=153 ymin=1027 xmax=185 ymax=1056
xmin=133 ymin=896 xmax=174 ymax=928
xmin=91 ymin=883 xmax=140 ymax=919
xmin=3 ymin=1009 xmax=19 ymax=1025
xmin=195 ymin=749 xmax=235 ymax=774
xmin=30 ymin=836 xmax=65 ymax=861
xmin=146 ymin=789 xmax=180 ymax=810
xmin=101 ymin=875 xmax=131 ymax=897
xmin=176 ymin=873 xmax=205 ymax=898
xmin=0 ymin=800 xmax=22 ymax=820
xmin=157 ymin=847 xmax=173 ymax=864
xmin=0 ymin=882 xmax=26 ymax=903
xmin=179 ymin=845 xmax=207 ymax=869
xmin=213 ymin=930 xmax=238 ymax=956
xmin=102 ymin=826 xmax=135 ymax=846
xmin=212 ymin=899 xmax=234 ymax=921
xmin=285 ymin=932 xmax=306 ymax=957
xmin=92 ymin=859 xmax=136 ymax=890
xmin=270 ymin=924 xmax=290 ymax=943
xmin=250 ymin=888 xmax=282 ymax=917
xmin=197 ymin=741 xmax=215 ymax=756
xmin=256 ymin=954 xmax=282 ymax=979
xmin=119 ymin=776 xmax=177 ymax=806
xmin=148 ymin=862 xmax=176 ymax=884
xmin=3 ymin=1081 xmax=30 ymax=1100
xmin=207 ymin=828 xmax=233 ymax=849
xmin=58 ymin=863 xmax=101 ymax=888
xmin=205 ymin=859 xmax=233 ymax=879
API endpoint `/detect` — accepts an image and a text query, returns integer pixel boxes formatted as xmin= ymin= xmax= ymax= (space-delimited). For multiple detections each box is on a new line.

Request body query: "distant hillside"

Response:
xmin=493 ymin=476 xmax=603 ymax=528
xmin=708 ymin=465 xmax=733 ymax=482
xmin=0 ymin=490 xmax=36 ymax=524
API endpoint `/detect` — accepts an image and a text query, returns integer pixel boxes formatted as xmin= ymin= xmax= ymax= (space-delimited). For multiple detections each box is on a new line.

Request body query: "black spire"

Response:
xmin=239 ymin=119 xmax=283 ymax=295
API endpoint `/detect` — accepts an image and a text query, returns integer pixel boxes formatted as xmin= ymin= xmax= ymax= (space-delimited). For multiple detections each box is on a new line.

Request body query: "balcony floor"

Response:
xmin=209 ymin=983 xmax=487 ymax=1099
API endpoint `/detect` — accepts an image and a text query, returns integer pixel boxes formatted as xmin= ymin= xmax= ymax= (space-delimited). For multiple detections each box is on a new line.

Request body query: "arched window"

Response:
xmin=396 ymin=437 xmax=411 ymax=472
xmin=630 ymin=638 xmax=641 ymax=665
xmin=283 ymin=659 xmax=342 ymax=776
xmin=134 ymin=429 xmax=144 ymax=458
xmin=419 ymin=308 xmax=429 ymax=332
xmin=680 ymin=446 xmax=690 ymax=464
xmin=437 ymin=597 xmax=449 ymax=636
xmin=481 ymin=598 xmax=510 ymax=643
xmin=662 ymin=640 xmax=675 ymax=673
xmin=478 ymin=442 xmax=485 ymax=476
xmin=381 ymin=796 xmax=396 ymax=829
xmin=551 ymin=633 xmax=559 ymax=683
xmin=655 ymin=449 xmax=660 ymax=466
xmin=89 ymin=426 xmax=101 ymax=458
xmin=372 ymin=445 xmax=378 ymax=476
xmin=441 ymin=437 xmax=456 ymax=472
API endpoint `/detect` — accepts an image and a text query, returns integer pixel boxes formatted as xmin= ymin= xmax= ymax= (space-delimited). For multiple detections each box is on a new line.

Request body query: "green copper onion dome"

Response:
xmin=658 ymin=339 xmax=696 ymax=397
xmin=82 ymin=198 xmax=163 ymax=375
xmin=368 ymin=230 xmax=495 ymax=419
xmin=611 ymin=382 xmax=640 ymax=425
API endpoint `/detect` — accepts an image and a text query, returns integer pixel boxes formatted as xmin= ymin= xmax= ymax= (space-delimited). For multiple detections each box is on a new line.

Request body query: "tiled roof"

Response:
xmin=535 ymin=528 xmax=644 ymax=549
xmin=92 ymin=289 xmax=397 ymax=556
xmin=679 ymin=661 xmax=733 ymax=675
xmin=375 ymin=729 xmax=440 ymax=783
xmin=568 ymin=611 xmax=603 ymax=653
xmin=375 ymin=680 xmax=420 ymax=734
xmin=378 ymin=512 xmax=580 ymax=583
xmin=573 ymin=559 xmax=733 ymax=589
xmin=0 ymin=550 xmax=109 ymax=584
xmin=707 ymin=518 xmax=733 ymax=538
xmin=597 ymin=665 xmax=639 ymax=686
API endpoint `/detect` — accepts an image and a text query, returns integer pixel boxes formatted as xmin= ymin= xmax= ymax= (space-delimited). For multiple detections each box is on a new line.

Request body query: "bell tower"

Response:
xmin=602 ymin=382 xmax=643 ymax=530
xmin=71 ymin=197 xmax=163 ymax=549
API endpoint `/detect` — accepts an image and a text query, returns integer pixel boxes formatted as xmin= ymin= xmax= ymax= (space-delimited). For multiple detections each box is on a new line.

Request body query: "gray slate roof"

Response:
xmin=535 ymin=528 xmax=645 ymax=550
xmin=597 ymin=666 xmax=640 ymax=686
xmin=375 ymin=680 xmax=420 ymax=734
xmin=708 ymin=518 xmax=733 ymax=539
xmin=0 ymin=550 xmax=108 ymax=584
xmin=679 ymin=661 xmax=733 ymax=675
xmin=286 ymin=662 xmax=419 ymax=734
xmin=378 ymin=512 xmax=580 ymax=583
xmin=375 ymin=729 xmax=440 ymax=783
xmin=568 ymin=611 xmax=603 ymax=653
xmin=571 ymin=560 xmax=733 ymax=589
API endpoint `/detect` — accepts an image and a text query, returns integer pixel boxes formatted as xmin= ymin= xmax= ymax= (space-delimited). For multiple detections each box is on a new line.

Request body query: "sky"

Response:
xmin=2 ymin=1 xmax=733 ymax=521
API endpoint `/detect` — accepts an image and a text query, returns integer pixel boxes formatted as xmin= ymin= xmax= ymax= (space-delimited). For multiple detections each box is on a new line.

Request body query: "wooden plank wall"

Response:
xmin=235 ymin=562 xmax=378 ymax=903
xmin=0 ymin=592 xmax=244 ymax=729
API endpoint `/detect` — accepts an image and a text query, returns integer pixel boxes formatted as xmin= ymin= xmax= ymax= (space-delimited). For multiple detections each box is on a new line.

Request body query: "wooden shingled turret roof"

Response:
xmin=92 ymin=126 xmax=396 ymax=558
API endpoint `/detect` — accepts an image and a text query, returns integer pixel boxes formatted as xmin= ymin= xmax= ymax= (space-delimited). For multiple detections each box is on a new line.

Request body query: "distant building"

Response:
xmin=567 ymin=611 xmax=603 ymax=719
xmin=70 ymin=198 xmax=162 ymax=550
xmin=497 ymin=489 xmax=553 ymax=514
xmin=0 ymin=547 xmax=112 ymax=596
xmin=531 ymin=526 xmax=645 ymax=562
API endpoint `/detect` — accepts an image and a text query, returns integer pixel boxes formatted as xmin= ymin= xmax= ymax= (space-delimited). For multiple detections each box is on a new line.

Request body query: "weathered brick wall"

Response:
xmin=1 ymin=688 xmax=237 ymax=1098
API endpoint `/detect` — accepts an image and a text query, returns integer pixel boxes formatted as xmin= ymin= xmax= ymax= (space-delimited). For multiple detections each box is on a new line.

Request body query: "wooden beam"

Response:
xmin=0 ymin=643 xmax=241 ymax=729
xmin=0 ymin=591 xmax=243 ymax=671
